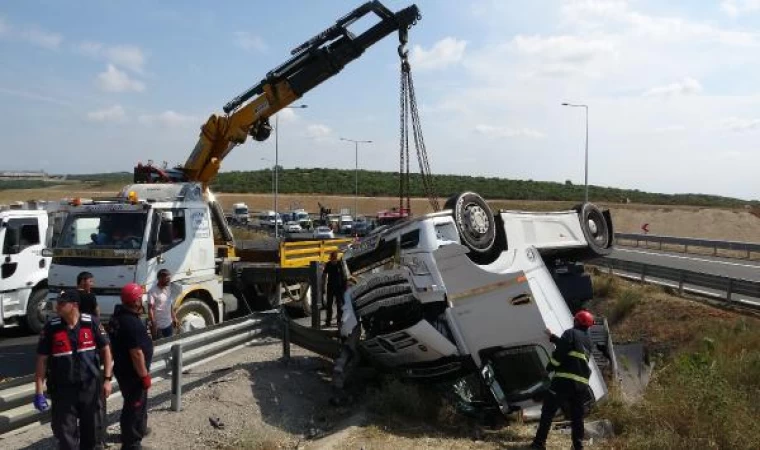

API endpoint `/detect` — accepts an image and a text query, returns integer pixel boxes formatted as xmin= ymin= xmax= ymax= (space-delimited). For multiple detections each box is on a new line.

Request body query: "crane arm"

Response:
xmin=182 ymin=1 xmax=421 ymax=185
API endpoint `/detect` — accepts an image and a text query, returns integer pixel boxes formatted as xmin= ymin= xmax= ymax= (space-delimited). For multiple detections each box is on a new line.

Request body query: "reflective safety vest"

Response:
xmin=547 ymin=327 xmax=592 ymax=385
xmin=46 ymin=314 xmax=101 ymax=387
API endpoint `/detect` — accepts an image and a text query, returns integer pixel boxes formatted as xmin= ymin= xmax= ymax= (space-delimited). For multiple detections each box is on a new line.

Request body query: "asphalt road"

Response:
xmin=609 ymin=247 xmax=760 ymax=282
xmin=0 ymin=326 xmax=38 ymax=380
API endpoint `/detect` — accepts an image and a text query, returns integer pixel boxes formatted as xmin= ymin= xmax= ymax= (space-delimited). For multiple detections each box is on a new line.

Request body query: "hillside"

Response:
xmin=60 ymin=169 xmax=759 ymax=208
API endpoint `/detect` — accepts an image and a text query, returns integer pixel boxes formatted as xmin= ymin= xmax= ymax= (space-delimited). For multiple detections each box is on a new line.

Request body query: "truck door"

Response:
xmin=1 ymin=217 xmax=44 ymax=292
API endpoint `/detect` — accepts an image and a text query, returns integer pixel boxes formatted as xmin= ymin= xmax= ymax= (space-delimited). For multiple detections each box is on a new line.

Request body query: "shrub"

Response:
xmin=608 ymin=288 xmax=640 ymax=325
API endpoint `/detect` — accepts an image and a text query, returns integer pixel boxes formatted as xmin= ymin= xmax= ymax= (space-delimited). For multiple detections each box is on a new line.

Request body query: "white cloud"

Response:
xmin=644 ymin=78 xmax=703 ymax=97
xmin=138 ymin=110 xmax=199 ymax=128
xmin=718 ymin=117 xmax=760 ymax=132
xmin=474 ymin=124 xmax=545 ymax=139
xmin=86 ymin=104 xmax=126 ymax=122
xmin=562 ymin=0 xmax=758 ymax=46
xmin=653 ymin=124 xmax=687 ymax=133
xmin=306 ymin=124 xmax=332 ymax=140
xmin=234 ymin=32 xmax=267 ymax=52
xmin=0 ymin=17 xmax=63 ymax=49
xmin=512 ymin=35 xmax=615 ymax=63
xmin=721 ymin=0 xmax=760 ymax=17
xmin=410 ymin=37 xmax=467 ymax=70
xmin=0 ymin=86 xmax=72 ymax=106
xmin=96 ymin=64 xmax=146 ymax=92
xmin=275 ymin=107 xmax=299 ymax=123
xmin=77 ymin=42 xmax=146 ymax=73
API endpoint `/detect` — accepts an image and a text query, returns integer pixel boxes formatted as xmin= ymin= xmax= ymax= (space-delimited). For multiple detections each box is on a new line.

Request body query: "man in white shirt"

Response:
xmin=148 ymin=269 xmax=178 ymax=339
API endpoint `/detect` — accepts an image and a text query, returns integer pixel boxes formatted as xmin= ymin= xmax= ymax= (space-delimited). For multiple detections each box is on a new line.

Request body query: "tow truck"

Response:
xmin=45 ymin=1 xmax=422 ymax=329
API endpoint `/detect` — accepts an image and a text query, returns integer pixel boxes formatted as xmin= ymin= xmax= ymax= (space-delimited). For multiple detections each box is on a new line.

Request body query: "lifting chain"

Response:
xmin=398 ymin=36 xmax=439 ymax=214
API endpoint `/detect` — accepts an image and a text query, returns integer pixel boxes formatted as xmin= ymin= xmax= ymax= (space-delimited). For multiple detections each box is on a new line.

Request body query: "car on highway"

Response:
xmin=351 ymin=220 xmax=372 ymax=237
xmin=284 ymin=221 xmax=303 ymax=232
xmin=313 ymin=226 xmax=335 ymax=239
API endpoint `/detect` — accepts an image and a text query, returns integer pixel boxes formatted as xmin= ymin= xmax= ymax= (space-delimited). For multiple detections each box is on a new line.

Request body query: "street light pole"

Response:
xmin=562 ymin=102 xmax=589 ymax=203
xmin=274 ymin=104 xmax=308 ymax=238
xmin=340 ymin=137 xmax=372 ymax=218
xmin=260 ymin=157 xmax=274 ymax=211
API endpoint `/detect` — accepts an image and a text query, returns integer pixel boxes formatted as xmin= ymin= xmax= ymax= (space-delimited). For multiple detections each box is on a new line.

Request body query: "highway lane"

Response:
xmin=609 ymin=247 xmax=760 ymax=282
xmin=0 ymin=327 xmax=38 ymax=380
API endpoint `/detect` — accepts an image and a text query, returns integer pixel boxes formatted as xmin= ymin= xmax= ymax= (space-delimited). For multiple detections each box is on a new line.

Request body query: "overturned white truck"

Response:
xmin=343 ymin=192 xmax=614 ymax=417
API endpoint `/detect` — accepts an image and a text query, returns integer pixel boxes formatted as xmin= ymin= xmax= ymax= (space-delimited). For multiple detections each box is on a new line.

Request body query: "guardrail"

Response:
xmin=280 ymin=238 xmax=353 ymax=268
xmin=615 ymin=233 xmax=760 ymax=259
xmin=594 ymin=257 xmax=760 ymax=310
xmin=0 ymin=312 xmax=277 ymax=435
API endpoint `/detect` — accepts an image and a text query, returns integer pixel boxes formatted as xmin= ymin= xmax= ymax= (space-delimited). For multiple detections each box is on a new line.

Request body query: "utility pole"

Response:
xmin=562 ymin=102 xmax=589 ymax=203
xmin=339 ymin=137 xmax=372 ymax=218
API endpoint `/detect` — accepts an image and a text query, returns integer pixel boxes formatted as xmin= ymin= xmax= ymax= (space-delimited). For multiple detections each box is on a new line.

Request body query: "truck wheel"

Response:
xmin=176 ymin=298 xmax=215 ymax=333
xmin=24 ymin=289 xmax=48 ymax=334
xmin=576 ymin=203 xmax=612 ymax=257
xmin=444 ymin=192 xmax=498 ymax=260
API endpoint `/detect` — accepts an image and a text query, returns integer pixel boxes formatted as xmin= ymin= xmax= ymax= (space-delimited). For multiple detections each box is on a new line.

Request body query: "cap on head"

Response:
xmin=121 ymin=283 xmax=144 ymax=306
xmin=574 ymin=310 xmax=595 ymax=328
xmin=58 ymin=289 xmax=81 ymax=304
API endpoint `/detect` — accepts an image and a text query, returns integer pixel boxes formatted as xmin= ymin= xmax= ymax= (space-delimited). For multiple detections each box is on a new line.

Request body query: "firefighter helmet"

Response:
xmin=121 ymin=283 xmax=144 ymax=307
xmin=574 ymin=310 xmax=595 ymax=328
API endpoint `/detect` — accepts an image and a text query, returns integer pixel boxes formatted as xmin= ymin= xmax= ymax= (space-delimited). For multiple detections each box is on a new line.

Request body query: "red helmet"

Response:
xmin=574 ymin=310 xmax=595 ymax=328
xmin=121 ymin=283 xmax=144 ymax=306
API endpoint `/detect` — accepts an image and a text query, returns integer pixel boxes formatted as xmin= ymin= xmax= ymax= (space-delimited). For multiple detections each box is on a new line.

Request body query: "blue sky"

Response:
xmin=2 ymin=1 xmax=760 ymax=200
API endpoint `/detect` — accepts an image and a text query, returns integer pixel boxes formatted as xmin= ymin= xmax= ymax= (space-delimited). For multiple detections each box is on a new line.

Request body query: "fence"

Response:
xmin=615 ymin=233 xmax=760 ymax=259
xmin=594 ymin=256 xmax=760 ymax=310
xmin=0 ymin=313 xmax=277 ymax=435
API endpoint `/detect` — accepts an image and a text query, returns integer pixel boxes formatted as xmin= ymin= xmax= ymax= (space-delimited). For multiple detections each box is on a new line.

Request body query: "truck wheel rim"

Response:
xmin=466 ymin=205 xmax=489 ymax=234
xmin=180 ymin=313 xmax=207 ymax=332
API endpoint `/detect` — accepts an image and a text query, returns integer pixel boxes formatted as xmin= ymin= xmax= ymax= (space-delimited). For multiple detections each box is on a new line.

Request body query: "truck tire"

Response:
xmin=445 ymin=192 xmax=503 ymax=263
xmin=574 ymin=203 xmax=613 ymax=257
xmin=176 ymin=298 xmax=215 ymax=333
xmin=23 ymin=289 xmax=48 ymax=334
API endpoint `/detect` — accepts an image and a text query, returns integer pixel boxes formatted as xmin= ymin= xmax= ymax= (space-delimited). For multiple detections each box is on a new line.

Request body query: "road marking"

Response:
xmin=615 ymin=248 xmax=760 ymax=270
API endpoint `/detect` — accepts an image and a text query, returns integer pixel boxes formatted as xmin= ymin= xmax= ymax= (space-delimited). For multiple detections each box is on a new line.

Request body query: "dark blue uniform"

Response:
xmin=37 ymin=314 xmax=109 ymax=450
xmin=533 ymin=326 xmax=594 ymax=450
xmin=109 ymin=305 xmax=154 ymax=449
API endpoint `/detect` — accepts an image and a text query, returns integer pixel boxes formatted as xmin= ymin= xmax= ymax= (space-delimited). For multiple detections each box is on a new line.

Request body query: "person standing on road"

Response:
xmin=109 ymin=283 xmax=154 ymax=449
xmin=77 ymin=271 xmax=100 ymax=318
xmin=33 ymin=289 xmax=113 ymax=450
xmin=531 ymin=310 xmax=596 ymax=450
xmin=321 ymin=251 xmax=346 ymax=328
xmin=76 ymin=271 xmax=108 ymax=448
xmin=148 ymin=269 xmax=178 ymax=339
xmin=330 ymin=277 xmax=360 ymax=406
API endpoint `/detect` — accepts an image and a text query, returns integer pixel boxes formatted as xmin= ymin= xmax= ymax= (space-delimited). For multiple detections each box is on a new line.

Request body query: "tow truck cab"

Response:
xmin=47 ymin=183 xmax=225 ymax=329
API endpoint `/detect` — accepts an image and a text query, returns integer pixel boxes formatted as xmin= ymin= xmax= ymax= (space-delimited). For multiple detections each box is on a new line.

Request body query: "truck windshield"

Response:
xmin=57 ymin=212 xmax=148 ymax=250
xmin=234 ymin=207 xmax=248 ymax=215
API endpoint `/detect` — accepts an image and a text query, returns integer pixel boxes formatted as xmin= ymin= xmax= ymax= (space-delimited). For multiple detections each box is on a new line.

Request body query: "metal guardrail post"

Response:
xmin=310 ymin=261 xmax=321 ymax=329
xmin=714 ymin=245 xmax=718 ymax=256
xmin=678 ymin=271 xmax=684 ymax=296
xmin=281 ymin=306 xmax=291 ymax=361
xmin=727 ymin=279 xmax=734 ymax=302
xmin=171 ymin=343 xmax=183 ymax=412
xmin=640 ymin=265 xmax=646 ymax=282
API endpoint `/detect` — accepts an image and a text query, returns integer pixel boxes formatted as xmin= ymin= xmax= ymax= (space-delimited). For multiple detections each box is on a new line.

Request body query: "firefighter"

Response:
xmin=109 ymin=283 xmax=154 ymax=449
xmin=530 ymin=310 xmax=596 ymax=450
xmin=33 ymin=289 xmax=113 ymax=450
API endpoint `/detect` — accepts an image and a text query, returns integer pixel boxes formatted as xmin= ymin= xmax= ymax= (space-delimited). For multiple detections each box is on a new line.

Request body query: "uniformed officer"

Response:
xmin=109 ymin=283 xmax=154 ymax=449
xmin=33 ymin=289 xmax=113 ymax=450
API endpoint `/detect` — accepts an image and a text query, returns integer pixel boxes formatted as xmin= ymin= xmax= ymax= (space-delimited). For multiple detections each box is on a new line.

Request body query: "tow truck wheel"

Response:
xmin=444 ymin=192 xmax=497 ymax=257
xmin=176 ymin=298 xmax=215 ymax=333
xmin=23 ymin=289 xmax=48 ymax=334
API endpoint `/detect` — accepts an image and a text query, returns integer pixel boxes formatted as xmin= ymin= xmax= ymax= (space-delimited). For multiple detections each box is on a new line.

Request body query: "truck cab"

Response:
xmin=47 ymin=183 xmax=224 ymax=330
xmin=343 ymin=192 xmax=614 ymax=418
xmin=232 ymin=203 xmax=250 ymax=224
xmin=0 ymin=208 xmax=50 ymax=332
